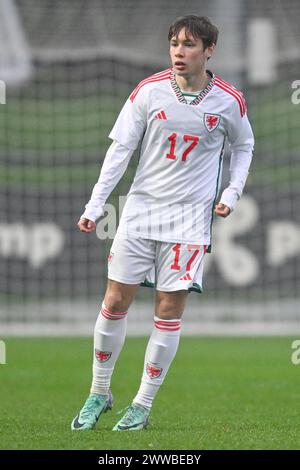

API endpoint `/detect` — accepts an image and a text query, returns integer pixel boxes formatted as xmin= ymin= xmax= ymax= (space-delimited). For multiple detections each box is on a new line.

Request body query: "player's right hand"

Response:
xmin=77 ymin=217 xmax=96 ymax=233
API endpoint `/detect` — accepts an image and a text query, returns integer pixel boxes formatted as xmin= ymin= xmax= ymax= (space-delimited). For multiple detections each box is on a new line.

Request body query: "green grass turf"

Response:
xmin=1 ymin=337 xmax=300 ymax=450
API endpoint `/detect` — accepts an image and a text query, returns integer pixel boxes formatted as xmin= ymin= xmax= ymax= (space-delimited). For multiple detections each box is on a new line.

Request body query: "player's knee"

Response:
xmin=104 ymin=290 xmax=129 ymax=313
xmin=156 ymin=298 xmax=183 ymax=319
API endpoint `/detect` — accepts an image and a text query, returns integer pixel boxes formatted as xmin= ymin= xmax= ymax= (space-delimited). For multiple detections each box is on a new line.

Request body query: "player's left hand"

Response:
xmin=214 ymin=203 xmax=231 ymax=218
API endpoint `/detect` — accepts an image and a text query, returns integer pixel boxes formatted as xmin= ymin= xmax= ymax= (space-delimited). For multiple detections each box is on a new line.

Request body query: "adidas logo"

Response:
xmin=154 ymin=110 xmax=167 ymax=120
xmin=179 ymin=273 xmax=192 ymax=281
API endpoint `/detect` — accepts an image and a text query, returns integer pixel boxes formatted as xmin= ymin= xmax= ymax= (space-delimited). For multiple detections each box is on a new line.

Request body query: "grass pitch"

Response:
xmin=1 ymin=336 xmax=300 ymax=450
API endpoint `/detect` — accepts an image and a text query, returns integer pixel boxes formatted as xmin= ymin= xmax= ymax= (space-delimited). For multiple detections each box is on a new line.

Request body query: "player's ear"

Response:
xmin=206 ymin=43 xmax=216 ymax=60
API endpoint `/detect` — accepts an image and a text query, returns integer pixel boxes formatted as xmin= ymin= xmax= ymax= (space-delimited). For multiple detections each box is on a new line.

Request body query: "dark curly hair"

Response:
xmin=168 ymin=15 xmax=219 ymax=49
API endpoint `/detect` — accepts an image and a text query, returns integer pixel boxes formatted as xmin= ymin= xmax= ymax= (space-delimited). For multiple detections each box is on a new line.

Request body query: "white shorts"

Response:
xmin=107 ymin=231 xmax=207 ymax=293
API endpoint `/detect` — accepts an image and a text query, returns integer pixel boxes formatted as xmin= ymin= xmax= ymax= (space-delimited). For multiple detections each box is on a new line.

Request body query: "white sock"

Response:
xmin=90 ymin=302 xmax=127 ymax=396
xmin=133 ymin=315 xmax=181 ymax=410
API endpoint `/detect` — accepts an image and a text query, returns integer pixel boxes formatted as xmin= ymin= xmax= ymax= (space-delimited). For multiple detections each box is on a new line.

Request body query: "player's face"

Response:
xmin=170 ymin=28 xmax=214 ymax=77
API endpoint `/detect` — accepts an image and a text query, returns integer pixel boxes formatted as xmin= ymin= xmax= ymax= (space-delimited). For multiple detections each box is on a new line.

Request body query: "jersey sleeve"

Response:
xmin=108 ymin=86 xmax=147 ymax=150
xmin=220 ymin=100 xmax=255 ymax=211
xmin=81 ymin=140 xmax=134 ymax=222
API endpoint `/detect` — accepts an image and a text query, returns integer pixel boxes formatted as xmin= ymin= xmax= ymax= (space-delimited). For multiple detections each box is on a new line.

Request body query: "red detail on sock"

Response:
xmin=100 ymin=306 xmax=127 ymax=320
xmin=155 ymin=325 xmax=181 ymax=331
xmin=154 ymin=320 xmax=181 ymax=331
xmin=146 ymin=362 xmax=163 ymax=379
xmin=95 ymin=349 xmax=112 ymax=362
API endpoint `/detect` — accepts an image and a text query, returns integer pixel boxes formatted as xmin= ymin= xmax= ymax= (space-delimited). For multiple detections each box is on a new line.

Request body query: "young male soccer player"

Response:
xmin=71 ymin=15 xmax=254 ymax=431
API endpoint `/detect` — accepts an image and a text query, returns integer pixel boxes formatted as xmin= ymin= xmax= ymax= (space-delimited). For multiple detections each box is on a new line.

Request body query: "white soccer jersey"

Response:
xmin=82 ymin=68 xmax=254 ymax=246
xmin=106 ymin=68 xmax=254 ymax=245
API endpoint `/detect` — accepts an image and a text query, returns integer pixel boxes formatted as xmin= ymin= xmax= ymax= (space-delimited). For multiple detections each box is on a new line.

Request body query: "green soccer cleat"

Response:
xmin=112 ymin=403 xmax=150 ymax=431
xmin=71 ymin=390 xmax=113 ymax=430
